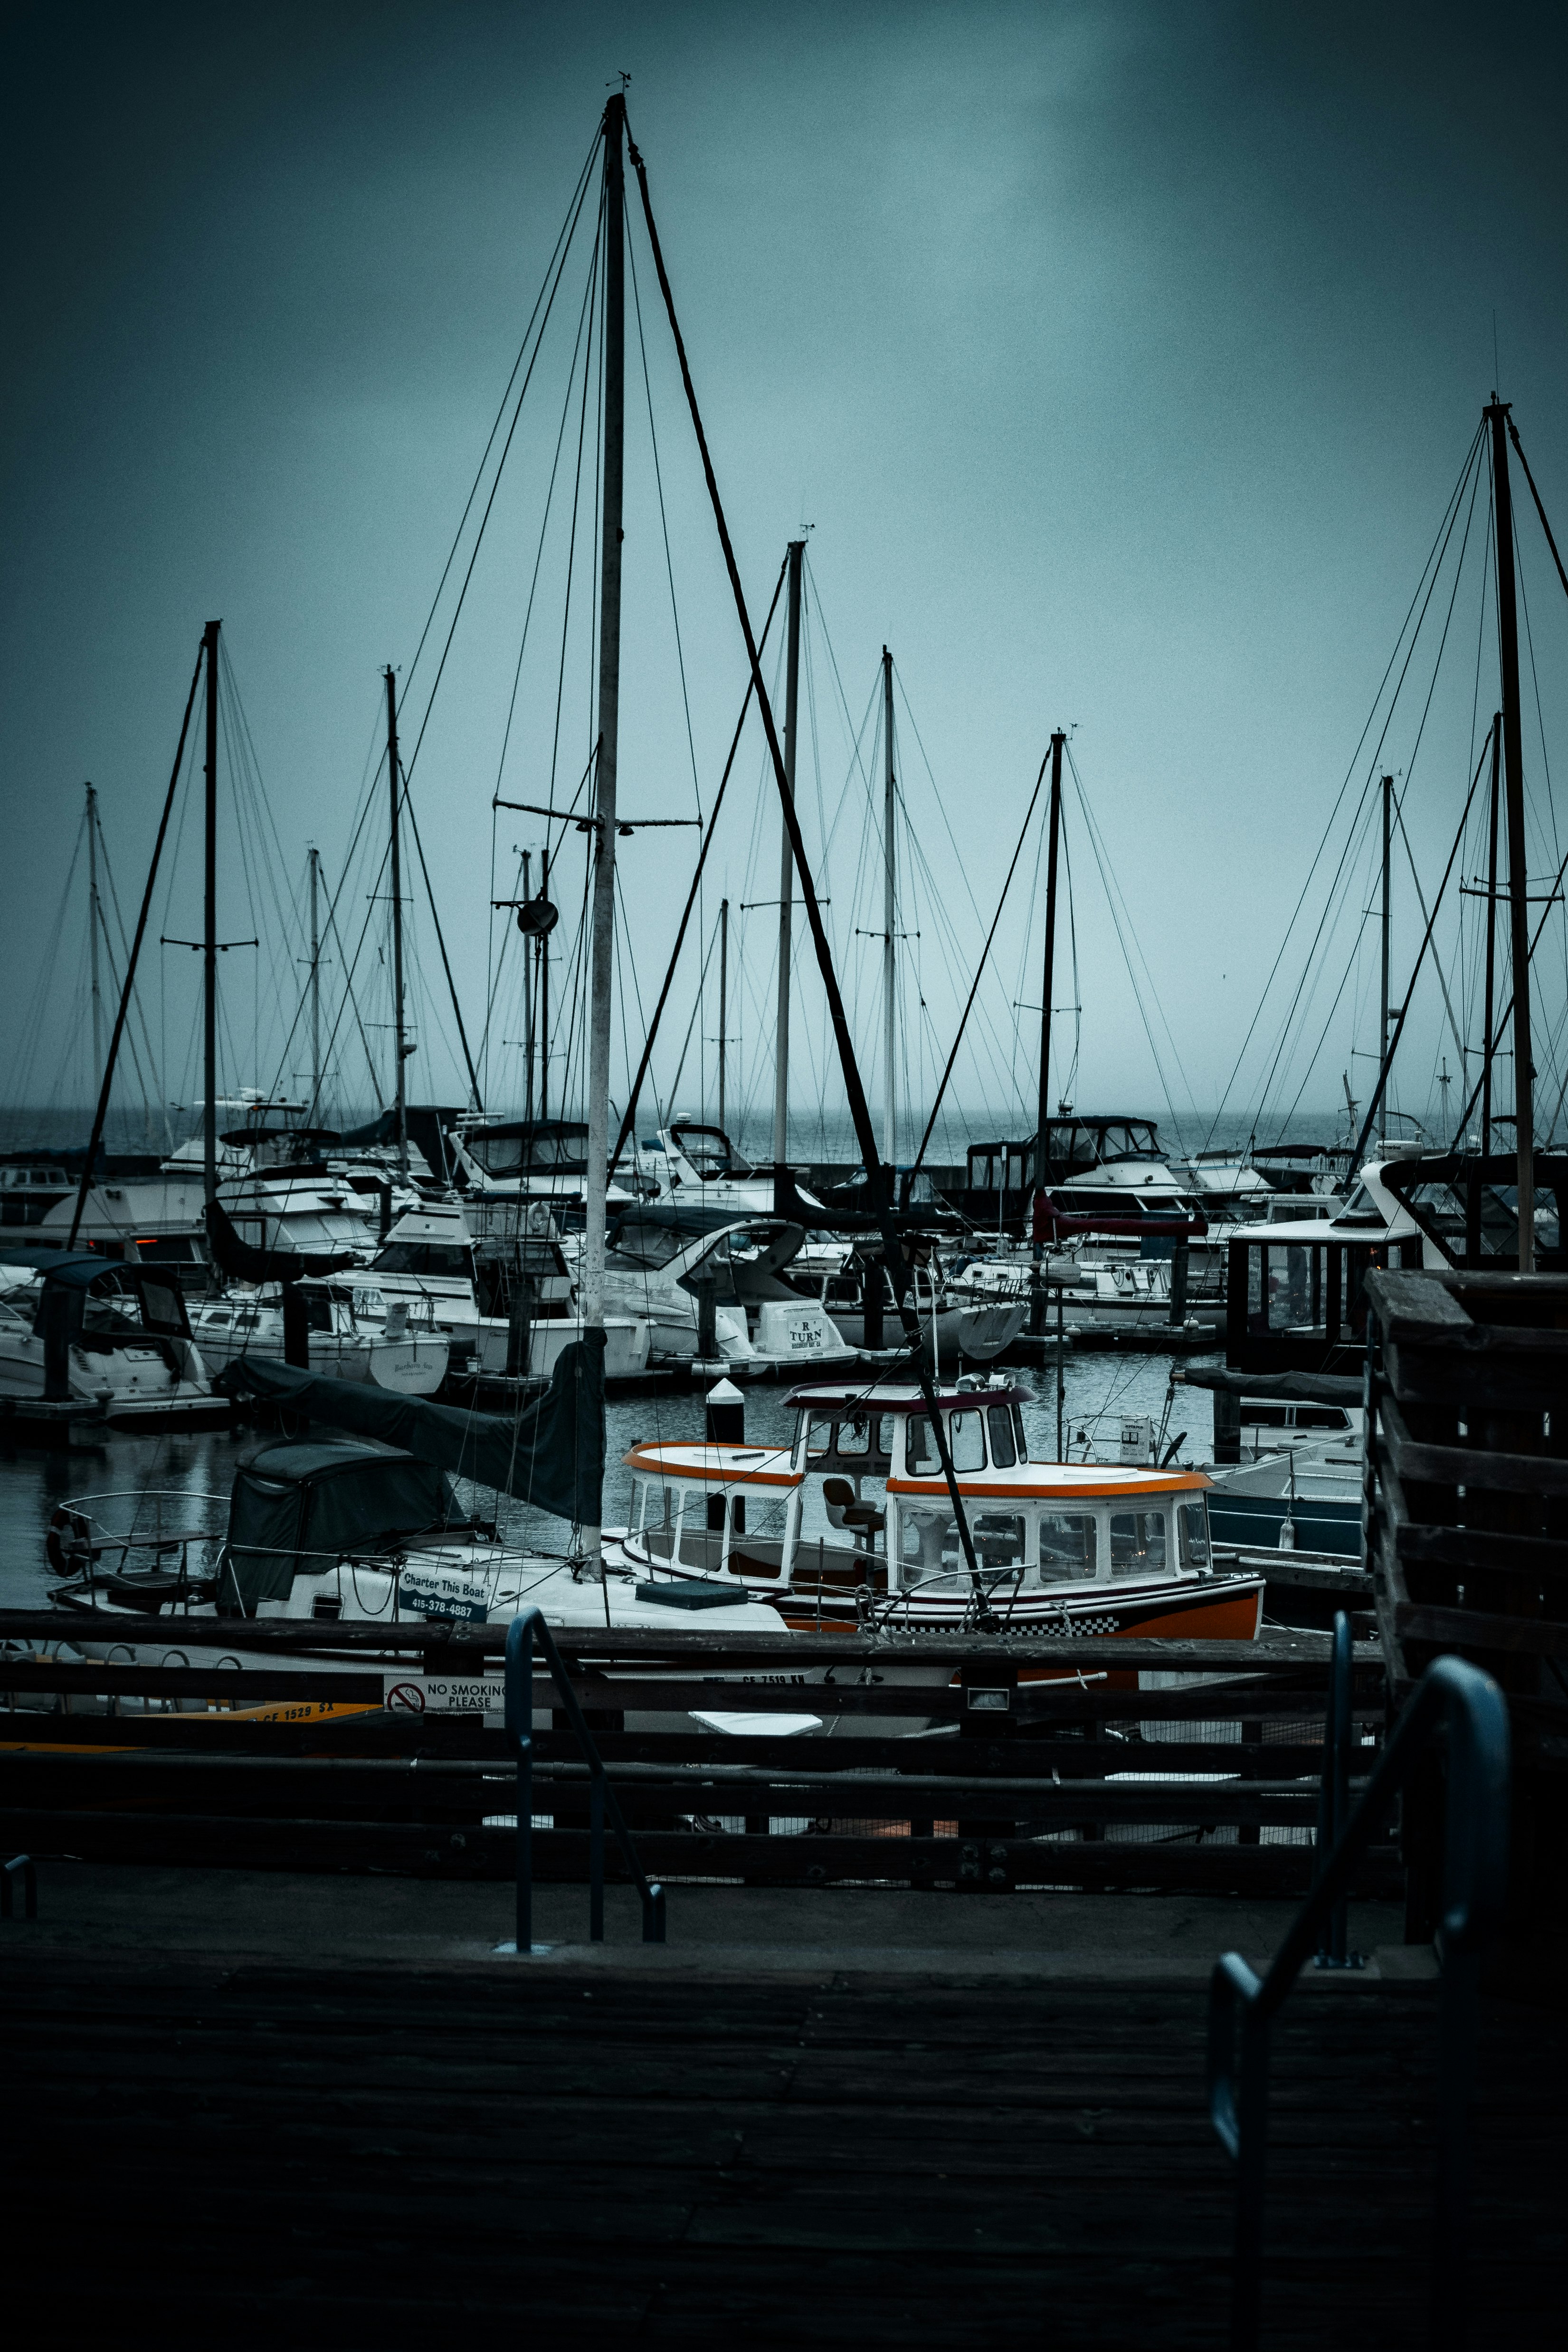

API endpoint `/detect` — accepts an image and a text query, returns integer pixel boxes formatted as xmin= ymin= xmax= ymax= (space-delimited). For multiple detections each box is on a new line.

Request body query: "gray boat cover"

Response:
xmin=214 ymin=1330 xmax=606 ymax=1523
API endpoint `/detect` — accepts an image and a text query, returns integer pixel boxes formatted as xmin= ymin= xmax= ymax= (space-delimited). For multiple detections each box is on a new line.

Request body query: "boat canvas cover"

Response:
xmin=226 ymin=1443 xmax=455 ymax=1608
xmin=214 ymin=1330 xmax=606 ymax=1524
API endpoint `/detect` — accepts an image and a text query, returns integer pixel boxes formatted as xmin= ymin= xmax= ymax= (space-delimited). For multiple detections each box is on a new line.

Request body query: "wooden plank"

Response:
xmin=1392 ymin=1599 xmax=1568 ymax=1661
xmin=1378 ymin=1392 xmax=1568 ymax=1499
xmin=0 ymin=1805 xmax=1396 ymax=1893
xmin=0 ymin=1662 xmax=386 ymax=1699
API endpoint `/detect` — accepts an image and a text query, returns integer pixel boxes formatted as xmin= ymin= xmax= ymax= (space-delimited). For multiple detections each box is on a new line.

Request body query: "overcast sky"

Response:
xmin=5 ymin=0 xmax=1567 ymax=1157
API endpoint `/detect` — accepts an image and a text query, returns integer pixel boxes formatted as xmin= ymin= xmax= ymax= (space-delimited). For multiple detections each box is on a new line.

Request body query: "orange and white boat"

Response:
xmin=612 ymin=1374 xmax=1264 ymax=1665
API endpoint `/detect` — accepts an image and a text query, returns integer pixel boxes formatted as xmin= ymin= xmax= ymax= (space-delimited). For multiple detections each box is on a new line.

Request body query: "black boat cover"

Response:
xmin=213 ymin=1330 xmax=606 ymax=1524
xmin=224 ymin=1441 xmax=456 ymax=1609
xmin=1181 ymin=1367 xmax=1364 ymax=1404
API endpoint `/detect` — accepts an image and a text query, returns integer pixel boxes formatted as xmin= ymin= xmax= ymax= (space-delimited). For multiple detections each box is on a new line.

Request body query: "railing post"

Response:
xmin=1315 ymin=1610 xmax=1358 ymax=1968
xmin=1231 ymin=2004 xmax=1271 ymax=2352
xmin=1 ymin=1853 xmax=38 ymax=1920
xmin=504 ymin=1613 xmax=535 ymax=1955
xmin=589 ymin=1771 xmax=606 ymax=1943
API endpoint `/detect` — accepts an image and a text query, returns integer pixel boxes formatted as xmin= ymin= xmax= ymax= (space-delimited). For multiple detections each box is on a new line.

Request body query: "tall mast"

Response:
xmin=772 ymin=538 xmax=804 ymax=1166
xmin=202 ymin=619 xmax=220 ymax=1211
xmin=1378 ymin=773 xmax=1392 ymax=1148
xmin=1481 ymin=716 xmax=1501 ymax=1155
xmin=86 ymin=783 xmax=104 ymax=1097
xmin=717 ymin=895 xmax=729 ymax=1135
xmin=540 ymin=846 xmax=551 ymax=1122
xmin=308 ymin=846 xmax=322 ymax=1125
xmin=383 ymin=666 xmax=409 ymax=1177
xmin=1487 ymin=399 xmax=1535 ymax=1271
xmin=1035 ymin=731 xmax=1066 ymax=1186
xmin=580 ymin=88 xmax=626 ymax=1569
xmin=1030 ymin=730 xmax=1066 ymax=1338
xmin=522 ymin=850 xmax=534 ymax=1125
xmin=881 ymin=647 xmax=897 ymax=1168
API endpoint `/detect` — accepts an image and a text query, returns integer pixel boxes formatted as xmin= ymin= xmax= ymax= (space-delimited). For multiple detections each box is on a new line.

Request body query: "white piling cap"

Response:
xmin=705 ymin=1376 xmax=744 ymax=1404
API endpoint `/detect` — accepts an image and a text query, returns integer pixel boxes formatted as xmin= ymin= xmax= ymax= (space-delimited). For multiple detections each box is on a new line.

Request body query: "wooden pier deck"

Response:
xmin=3 ymin=1900 xmax=1564 ymax=2350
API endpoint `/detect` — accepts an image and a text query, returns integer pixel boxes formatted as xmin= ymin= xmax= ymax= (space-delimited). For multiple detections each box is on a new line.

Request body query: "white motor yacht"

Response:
xmin=0 ymin=1250 xmax=226 ymax=1428
xmin=601 ymin=1204 xmax=855 ymax=1376
xmin=188 ymin=1287 xmax=450 ymax=1394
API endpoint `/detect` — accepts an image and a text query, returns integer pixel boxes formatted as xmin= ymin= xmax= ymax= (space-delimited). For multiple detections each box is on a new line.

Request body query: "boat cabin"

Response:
xmin=620 ymin=1374 xmax=1216 ymax=1606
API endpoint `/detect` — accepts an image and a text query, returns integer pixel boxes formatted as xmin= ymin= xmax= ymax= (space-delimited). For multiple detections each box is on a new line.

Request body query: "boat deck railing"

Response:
xmin=1207 ymin=1622 xmax=1510 ymax=2351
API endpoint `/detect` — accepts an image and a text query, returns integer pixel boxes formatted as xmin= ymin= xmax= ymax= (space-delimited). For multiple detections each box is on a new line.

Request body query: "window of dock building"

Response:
xmin=1109 ymin=1510 xmax=1168 ymax=1574
xmin=1036 ymin=1512 xmax=1098 ymax=1581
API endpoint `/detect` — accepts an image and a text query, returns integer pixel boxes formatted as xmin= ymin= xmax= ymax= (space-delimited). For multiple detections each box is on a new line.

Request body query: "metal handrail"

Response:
xmin=1208 ymin=1651 xmax=1509 ymax=2352
xmin=503 ymin=1609 xmax=666 ymax=1952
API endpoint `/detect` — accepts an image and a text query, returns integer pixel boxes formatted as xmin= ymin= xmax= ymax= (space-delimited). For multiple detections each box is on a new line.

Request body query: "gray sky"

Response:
xmin=5 ymin=0 xmax=1568 ymax=1155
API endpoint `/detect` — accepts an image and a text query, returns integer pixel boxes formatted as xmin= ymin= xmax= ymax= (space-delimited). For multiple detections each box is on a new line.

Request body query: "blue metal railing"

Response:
xmin=503 ymin=1610 xmax=666 ymax=1952
xmin=1208 ymin=1650 xmax=1509 ymax=2352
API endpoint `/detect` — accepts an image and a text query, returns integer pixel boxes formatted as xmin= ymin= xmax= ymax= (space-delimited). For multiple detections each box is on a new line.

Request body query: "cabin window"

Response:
xmin=906 ymin=1415 xmax=935 ymax=1473
xmin=1012 ymin=1405 xmax=1028 ymax=1459
xmin=875 ymin=1414 xmax=897 ymax=1458
xmin=727 ymin=1491 xmax=791 ymax=1574
xmin=376 ymin=1243 xmax=475 ymax=1279
xmin=948 ymin=1411 xmax=985 ymax=1473
xmin=610 ymin=1220 xmax=696 ymax=1271
xmin=805 ymin=1417 xmax=835 ymax=1460
xmin=637 ymin=1480 xmax=682 ymax=1563
xmin=1109 ymin=1511 xmax=1168 ymax=1575
xmin=973 ymin=1513 xmax=1027 ymax=1573
xmin=836 ymin=1415 xmax=872 ymax=1457
xmin=987 ymin=1405 xmax=1017 ymax=1469
xmin=899 ymin=1505 xmax=958 ymax=1576
xmin=1036 ymin=1513 xmax=1098 ymax=1582
xmin=1178 ymin=1500 xmax=1211 ymax=1568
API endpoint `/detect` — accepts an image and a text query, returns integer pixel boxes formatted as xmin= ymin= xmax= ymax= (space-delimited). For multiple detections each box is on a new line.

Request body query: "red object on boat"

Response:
xmin=1030 ymin=1194 xmax=1209 ymax=1244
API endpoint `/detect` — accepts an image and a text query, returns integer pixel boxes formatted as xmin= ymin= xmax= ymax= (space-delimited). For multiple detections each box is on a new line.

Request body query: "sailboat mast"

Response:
xmin=881 ymin=648 xmax=896 ymax=1169
xmin=1481 ymin=715 xmax=1501 ymax=1155
xmin=772 ymin=538 xmax=804 ymax=1166
xmin=202 ymin=619 xmax=220 ymax=1211
xmin=718 ymin=895 xmax=729 ymax=1135
xmin=1378 ymin=773 xmax=1392 ymax=1148
xmin=1487 ymin=399 xmax=1535 ymax=1270
xmin=540 ymin=846 xmax=551 ymax=1122
xmin=383 ymin=666 xmax=409 ymax=1177
xmin=580 ymin=89 xmax=627 ymax=1519
xmin=522 ymin=850 xmax=534 ymax=1125
xmin=308 ymin=847 xmax=321 ymax=1124
xmin=86 ymin=783 xmax=104 ymax=1096
xmin=1035 ymin=731 xmax=1066 ymax=1187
